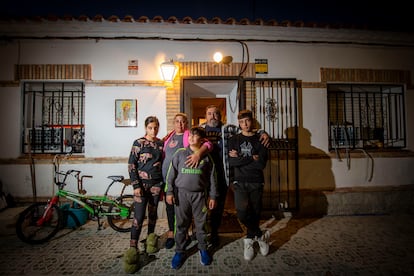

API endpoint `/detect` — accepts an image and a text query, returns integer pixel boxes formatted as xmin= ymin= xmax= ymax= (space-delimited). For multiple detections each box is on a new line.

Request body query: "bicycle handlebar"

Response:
xmin=54 ymin=169 xmax=92 ymax=193
xmin=67 ymin=169 xmax=80 ymax=175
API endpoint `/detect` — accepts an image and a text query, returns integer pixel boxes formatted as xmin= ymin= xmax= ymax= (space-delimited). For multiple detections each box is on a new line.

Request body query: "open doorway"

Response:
xmin=181 ymin=77 xmax=240 ymax=127
xmin=182 ymin=77 xmax=241 ymax=231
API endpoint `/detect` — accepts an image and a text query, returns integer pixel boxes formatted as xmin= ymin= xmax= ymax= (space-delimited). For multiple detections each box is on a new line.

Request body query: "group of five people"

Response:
xmin=124 ymin=105 xmax=270 ymax=272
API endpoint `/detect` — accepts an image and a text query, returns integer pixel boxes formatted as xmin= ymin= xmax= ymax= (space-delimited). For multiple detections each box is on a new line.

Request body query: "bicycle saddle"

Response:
xmin=107 ymin=175 xmax=124 ymax=182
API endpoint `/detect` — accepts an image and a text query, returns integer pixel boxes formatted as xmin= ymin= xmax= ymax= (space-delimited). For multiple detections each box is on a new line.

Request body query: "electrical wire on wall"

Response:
xmin=229 ymin=41 xmax=250 ymax=114
xmin=238 ymin=41 xmax=249 ymax=77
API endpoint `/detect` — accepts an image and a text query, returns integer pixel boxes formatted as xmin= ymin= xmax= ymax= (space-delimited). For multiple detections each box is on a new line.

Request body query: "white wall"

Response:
xmin=0 ymin=162 xmax=134 ymax=198
xmin=85 ymin=86 xmax=167 ymax=157
xmin=2 ymin=39 xmax=414 ymax=82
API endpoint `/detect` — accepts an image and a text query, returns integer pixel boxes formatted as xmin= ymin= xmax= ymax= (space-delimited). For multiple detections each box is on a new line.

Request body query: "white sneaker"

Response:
xmin=243 ymin=238 xmax=254 ymax=261
xmin=257 ymin=230 xmax=270 ymax=256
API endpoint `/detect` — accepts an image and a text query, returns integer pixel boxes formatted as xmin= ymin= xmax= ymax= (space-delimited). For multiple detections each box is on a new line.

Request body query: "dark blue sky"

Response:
xmin=1 ymin=0 xmax=412 ymax=32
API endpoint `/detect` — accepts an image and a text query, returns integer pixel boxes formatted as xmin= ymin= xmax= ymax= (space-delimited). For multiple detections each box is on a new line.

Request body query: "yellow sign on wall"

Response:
xmin=255 ymin=59 xmax=268 ymax=74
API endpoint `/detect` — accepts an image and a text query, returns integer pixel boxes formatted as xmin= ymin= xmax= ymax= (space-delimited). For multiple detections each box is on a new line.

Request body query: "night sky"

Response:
xmin=1 ymin=0 xmax=412 ymax=32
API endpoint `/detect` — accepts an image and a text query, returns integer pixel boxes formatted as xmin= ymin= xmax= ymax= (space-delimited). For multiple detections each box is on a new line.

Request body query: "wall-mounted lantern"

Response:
xmin=160 ymin=59 xmax=178 ymax=82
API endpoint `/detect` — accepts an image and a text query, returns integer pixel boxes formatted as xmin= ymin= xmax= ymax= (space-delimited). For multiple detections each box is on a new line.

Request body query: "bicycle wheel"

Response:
xmin=107 ymin=195 xmax=134 ymax=232
xmin=15 ymin=202 xmax=63 ymax=244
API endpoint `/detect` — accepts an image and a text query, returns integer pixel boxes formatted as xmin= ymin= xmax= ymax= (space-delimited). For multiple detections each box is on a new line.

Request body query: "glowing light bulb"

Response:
xmin=213 ymin=52 xmax=223 ymax=63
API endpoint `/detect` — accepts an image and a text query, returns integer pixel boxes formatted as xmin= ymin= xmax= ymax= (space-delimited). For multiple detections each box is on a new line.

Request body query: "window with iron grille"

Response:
xmin=22 ymin=82 xmax=85 ymax=154
xmin=328 ymin=84 xmax=406 ymax=150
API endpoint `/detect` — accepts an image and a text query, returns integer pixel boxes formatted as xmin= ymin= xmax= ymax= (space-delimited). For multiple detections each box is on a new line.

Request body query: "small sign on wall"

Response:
xmin=128 ymin=60 xmax=139 ymax=75
xmin=255 ymin=59 xmax=268 ymax=74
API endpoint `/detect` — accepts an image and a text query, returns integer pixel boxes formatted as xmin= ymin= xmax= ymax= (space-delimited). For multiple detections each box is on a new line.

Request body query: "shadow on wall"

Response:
xmin=292 ymin=126 xmax=336 ymax=218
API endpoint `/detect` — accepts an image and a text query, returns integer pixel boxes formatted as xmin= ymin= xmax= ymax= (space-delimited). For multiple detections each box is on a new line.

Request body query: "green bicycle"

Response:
xmin=15 ymin=154 xmax=135 ymax=244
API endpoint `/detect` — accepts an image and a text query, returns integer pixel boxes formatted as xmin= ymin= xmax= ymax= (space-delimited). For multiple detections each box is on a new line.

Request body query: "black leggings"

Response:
xmin=166 ymin=200 xmax=175 ymax=232
xmin=130 ymin=187 xmax=161 ymax=244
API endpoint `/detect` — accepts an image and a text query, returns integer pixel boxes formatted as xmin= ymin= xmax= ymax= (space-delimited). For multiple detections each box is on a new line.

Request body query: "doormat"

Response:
xmin=218 ymin=212 xmax=243 ymax=233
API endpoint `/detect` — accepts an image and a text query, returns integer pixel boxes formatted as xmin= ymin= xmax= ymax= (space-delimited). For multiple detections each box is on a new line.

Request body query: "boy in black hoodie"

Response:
xmin=228 ymin=110 xmax=270 ymax=261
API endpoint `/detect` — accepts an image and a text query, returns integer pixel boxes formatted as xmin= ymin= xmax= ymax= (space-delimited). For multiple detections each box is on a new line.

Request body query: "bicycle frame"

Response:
xmin=52 ymin=163 xmax=130 ymax=216
xmin=56 ymin=190 xmax=130 ymax=219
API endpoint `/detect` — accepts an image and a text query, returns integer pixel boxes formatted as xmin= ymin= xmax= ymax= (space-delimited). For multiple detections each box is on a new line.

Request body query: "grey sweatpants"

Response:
xmin=174 ymin=189 xmax=208 ymax=252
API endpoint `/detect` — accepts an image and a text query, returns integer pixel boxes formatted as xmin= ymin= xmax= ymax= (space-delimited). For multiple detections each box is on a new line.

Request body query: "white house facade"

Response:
xmin=0 ymin=17 xmax=413 ymax=216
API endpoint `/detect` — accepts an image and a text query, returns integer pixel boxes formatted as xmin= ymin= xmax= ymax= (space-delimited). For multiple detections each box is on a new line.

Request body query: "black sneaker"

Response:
xmin=209 ymin=233 xmax=220 ymax=247
xmin=165 ymin=238 xmax=175 ymax=249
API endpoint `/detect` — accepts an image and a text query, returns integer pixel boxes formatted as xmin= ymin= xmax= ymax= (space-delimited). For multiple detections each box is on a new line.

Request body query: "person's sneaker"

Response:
xmin=199 ymin=250 xmax=212 ymax=266
xmin=258 ymin=230 xmax=270 ymax=256
xmin=165 ymin=237 xmax=175 ymax=249
xmin=243 ymin=238 xmax=254 ymax=261
xmin=171 ymin=252 xmax=185 ymax=269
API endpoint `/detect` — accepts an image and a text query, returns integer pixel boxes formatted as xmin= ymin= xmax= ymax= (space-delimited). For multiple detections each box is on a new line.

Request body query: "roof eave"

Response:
xmin=1 ymin=21 xmax=413 ymax=47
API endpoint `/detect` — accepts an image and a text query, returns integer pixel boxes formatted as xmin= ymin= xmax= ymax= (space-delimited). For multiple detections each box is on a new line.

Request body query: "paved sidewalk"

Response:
xmin=0 ymin=207 xmax=414 ymax=275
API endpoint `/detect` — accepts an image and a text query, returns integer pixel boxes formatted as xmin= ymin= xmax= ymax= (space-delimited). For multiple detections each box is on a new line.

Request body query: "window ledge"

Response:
xmin=328 ymin=149 xmax=414 ymax=158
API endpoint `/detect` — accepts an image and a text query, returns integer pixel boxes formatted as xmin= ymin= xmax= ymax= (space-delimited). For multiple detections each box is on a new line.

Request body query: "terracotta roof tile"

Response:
xmin=265 ymin=19 xmax=279 ymax=26
xmin=167 ymin=16 xmax=179 ymax=23
xmin=195 ymin=17 xmax=208 ymax=24
xmin=239 ymin=18 xmax=250 ymax=25
xmin=211 ymin=17 xmax=222 ymax=24
xmin=78 ymin=15 xmax=89 ymax=22
xmin=92 ymin=15 xmax=104 ymax=22
xmin=224 ymin=18 xmax=236 ymax=25
xmin=152 ymin=15 xmax=164 ymax=23
xmin=181 ymin=16 xmax=192 ymax=24
xmin=122 ymin=15 xmax=134 ymax=23
xmin=107 ymin=15 xmax=119 ymax=22
xmin=281 ymin=20 xmax=293 ymax=27
xmin=137 ymin=16 xmax=150 ymax=23
xmin=254 ymin=19 xmax=264 ymax=26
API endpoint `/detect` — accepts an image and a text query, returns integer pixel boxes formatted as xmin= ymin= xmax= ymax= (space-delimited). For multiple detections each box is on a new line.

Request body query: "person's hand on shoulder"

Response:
xmin=185 ymin=153 xmax=200 ymax=168
xmin=260 ymin=132 xmax=271 ymax=148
